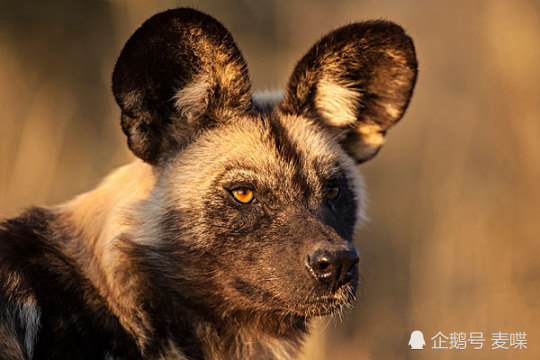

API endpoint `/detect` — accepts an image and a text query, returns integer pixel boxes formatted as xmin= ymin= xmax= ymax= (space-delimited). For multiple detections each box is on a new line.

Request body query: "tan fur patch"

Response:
xmin=173 ymin=74 xmax=211 ymax=124
xmin=345 ymin=123 xmax=386 ymax=161
xmin=358 ymin=123 xmax=385 ymax=147
xmin=384 ymin=103 xmax=401 ymax=120
xmin=315 ymin=78 xmax=361 ymax=127
xmin=0 ymin=325 xmax=25 ymax=360
xmin=57 ymin=159 xmax=156 ymax=349
xmin=4 ymin=272 xmax=22 ymax=294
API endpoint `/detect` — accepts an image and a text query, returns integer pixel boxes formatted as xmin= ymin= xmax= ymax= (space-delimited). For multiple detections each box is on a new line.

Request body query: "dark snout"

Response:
xmin=305 ymin=242 xmax=359 ymax=291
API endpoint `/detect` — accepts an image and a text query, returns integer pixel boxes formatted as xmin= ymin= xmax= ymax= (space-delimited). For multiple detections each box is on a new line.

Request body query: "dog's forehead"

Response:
xmin=230 ymin=112 xmax=342 ymax=178
xmin=173 ymin=112 xmax=344 ymax=187
xmin=271 ymin=113 xmax=341 ymax=171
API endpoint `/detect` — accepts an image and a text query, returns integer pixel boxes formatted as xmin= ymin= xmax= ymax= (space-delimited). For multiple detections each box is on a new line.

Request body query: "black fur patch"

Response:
xmin=0 ymin=208 xmax=140 ymax=359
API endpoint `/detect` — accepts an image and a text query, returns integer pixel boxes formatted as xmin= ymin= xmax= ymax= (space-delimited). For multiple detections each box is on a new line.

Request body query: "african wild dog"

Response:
xmin=0 ymin=8 xmax=417 ymax=360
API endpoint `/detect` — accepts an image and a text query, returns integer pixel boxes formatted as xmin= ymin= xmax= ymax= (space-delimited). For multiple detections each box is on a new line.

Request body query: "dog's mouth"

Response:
xmin=276 ymin=281 xmax=358 ymax=317
xmin=307 ymin=283 xmax=357 ymax=316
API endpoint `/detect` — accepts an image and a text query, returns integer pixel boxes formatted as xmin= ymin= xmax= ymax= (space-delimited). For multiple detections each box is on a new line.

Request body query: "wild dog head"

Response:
xmin=112 ymin=9 xmax=417 ymax=321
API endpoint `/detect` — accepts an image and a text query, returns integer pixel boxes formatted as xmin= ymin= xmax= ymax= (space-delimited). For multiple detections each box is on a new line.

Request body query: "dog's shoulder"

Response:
xmin=0 ymin=207 xmax=54 ymax=359
xmin=0 ymin=207 xmax=72 ymax=311
xmin=0 ymin=207 xmax=57 ymax=280
xmin=0 ymin=208 xmax=140 ymax=359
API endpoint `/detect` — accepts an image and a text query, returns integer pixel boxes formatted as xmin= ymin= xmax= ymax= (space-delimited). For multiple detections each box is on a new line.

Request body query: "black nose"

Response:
xmin=306 ymin=243 xmax=359 ymax=290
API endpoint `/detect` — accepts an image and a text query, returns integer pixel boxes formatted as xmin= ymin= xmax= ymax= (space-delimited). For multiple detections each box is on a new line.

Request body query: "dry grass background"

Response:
xmin=1 ymin=0 xmax=540 ymax=359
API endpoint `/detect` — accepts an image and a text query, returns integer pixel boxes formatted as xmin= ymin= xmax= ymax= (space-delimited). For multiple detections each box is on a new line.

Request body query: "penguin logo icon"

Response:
xmin=408 ymin=330 xmax=426 ymax=350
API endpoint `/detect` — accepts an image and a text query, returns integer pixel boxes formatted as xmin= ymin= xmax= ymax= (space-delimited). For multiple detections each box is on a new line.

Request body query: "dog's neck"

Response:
xmin=196 ymin=318 xmax=308 ymax=360
xmin=54 ymin=160 xmax=157 ymax=350
xmin=159 ymin=307 xmax=309 ymax=360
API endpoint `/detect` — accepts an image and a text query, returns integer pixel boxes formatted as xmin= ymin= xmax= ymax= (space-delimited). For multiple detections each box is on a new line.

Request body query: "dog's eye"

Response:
xmin=231 ymin=188 xmax=254 ymax=204
xmin=325 ymin=187 xmax=341 ymax=201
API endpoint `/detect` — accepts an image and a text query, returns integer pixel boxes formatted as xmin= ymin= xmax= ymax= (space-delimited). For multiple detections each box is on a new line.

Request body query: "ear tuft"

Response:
xmin=316 ymin=78 xmax=361 ymax=127
xmin=112 ymin=8 xmax=251 ymax=164
xmin=172 ymin=74 xmax=212 ymax=125
xmin=280 ymin=20 xmax=418 ymax=163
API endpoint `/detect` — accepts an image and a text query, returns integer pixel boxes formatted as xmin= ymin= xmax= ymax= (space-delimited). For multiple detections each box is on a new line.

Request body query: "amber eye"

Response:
xmin=325 ymin=187 xmax=341 ymax=201
xmin=231 ymin=188 xmax=254 ymax=204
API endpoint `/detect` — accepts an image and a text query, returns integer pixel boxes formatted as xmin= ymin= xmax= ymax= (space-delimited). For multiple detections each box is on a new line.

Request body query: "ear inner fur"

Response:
xmin=280 ymin=20 xmax=418 ymax=162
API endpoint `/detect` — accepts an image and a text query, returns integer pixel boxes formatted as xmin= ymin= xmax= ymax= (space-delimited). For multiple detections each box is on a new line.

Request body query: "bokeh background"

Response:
xmin=1 ymin=0 xmax=539 ymax=359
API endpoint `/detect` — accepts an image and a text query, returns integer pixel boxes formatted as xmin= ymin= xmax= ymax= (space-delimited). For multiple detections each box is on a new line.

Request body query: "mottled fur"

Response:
xmin=0 ymin=8 xmax=417 ymax=360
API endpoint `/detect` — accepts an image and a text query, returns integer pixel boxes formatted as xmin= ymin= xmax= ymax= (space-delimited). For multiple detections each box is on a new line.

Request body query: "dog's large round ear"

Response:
xmin=279 ymin=21 xmax=418 ymax=163
xmin=112 ymin=8 xmax=251 ymax=164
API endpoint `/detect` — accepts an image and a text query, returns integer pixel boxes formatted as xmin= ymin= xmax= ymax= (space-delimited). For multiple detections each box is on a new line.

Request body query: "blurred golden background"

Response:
xmin=1 ymin=0 xmax=539 ymax=359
